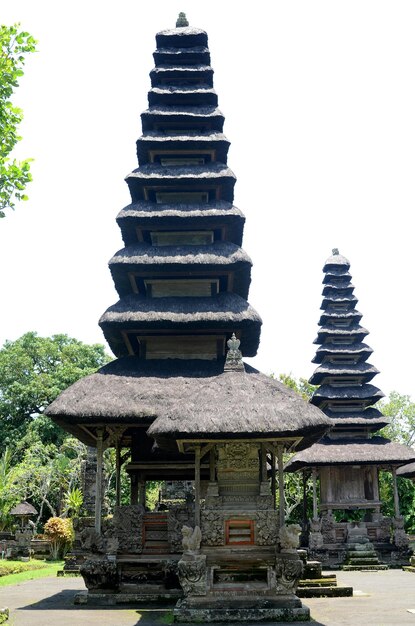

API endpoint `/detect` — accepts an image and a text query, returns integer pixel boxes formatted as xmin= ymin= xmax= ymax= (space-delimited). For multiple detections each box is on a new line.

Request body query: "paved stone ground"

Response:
xmin=0 ymin=569 xmax=414 ymax=625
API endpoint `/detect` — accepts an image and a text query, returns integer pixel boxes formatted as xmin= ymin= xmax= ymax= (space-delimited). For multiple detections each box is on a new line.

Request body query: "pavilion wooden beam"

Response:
xmin=194 ymin=445 xmax=201 ymax=528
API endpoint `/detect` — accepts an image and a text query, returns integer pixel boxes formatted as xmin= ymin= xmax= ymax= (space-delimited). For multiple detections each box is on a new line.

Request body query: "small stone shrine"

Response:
xmin=45 ymin=15 xmax=331 ymax=622
xmin=285 ymin=250 xmax=415 ymax=568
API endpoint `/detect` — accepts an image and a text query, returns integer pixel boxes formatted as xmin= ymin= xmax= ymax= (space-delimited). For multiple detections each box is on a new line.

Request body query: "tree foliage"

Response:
xmin=0 ymin=24 xmax=37 ymax=218
xmin=0 ymin=332 xmax=111 ymax=529
xmin=0 ymin=332 xmax=111 ymax=448
xmin=378 ymin=391 xmax=415 ymax=447
xmin=278 ymin=373 xmax=316 ymax=401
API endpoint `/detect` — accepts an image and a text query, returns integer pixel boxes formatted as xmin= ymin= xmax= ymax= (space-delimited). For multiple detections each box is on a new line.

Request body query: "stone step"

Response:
xmin=402 ymin=566 xmax=415 ymax=573
xmin=346 ymin=558 xmax=382 ymax=566
xmin=298 ymin=586 xmax=353 ymax=598
xmin=342 ymin=564 xmax=388 ymax=571
xmin=299 ymin=577 xmax=338 ymax=588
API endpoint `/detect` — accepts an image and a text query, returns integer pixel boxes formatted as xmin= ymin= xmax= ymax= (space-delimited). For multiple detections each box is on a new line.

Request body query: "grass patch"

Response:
xmin=0 ymin=560 xmax=64 ymax=586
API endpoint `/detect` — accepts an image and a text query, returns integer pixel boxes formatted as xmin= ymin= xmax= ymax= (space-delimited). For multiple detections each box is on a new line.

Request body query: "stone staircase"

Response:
xmin=297 ymin=550 xmax=353 ymax=597
xmin=341 ymin=523 xmax=388 ymax=571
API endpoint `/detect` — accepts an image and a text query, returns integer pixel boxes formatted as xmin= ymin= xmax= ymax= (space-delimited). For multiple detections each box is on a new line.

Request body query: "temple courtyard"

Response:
xmin=1 ymin=569 xmax=415 ymax=625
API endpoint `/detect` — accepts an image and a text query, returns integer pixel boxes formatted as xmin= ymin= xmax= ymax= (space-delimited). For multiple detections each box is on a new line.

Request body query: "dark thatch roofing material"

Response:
xmin=150 ymin=66 xmax=214 ymax=88
xmin=312 ymin=343 xmax=373 ymax=363
xmin=319 ymin=310 xmax=362 ymax=324
xmin=10 ymin=501 xmax=38 ymax=516
xmin=137 ymin=131 xmax=230 ymax=165
xmin=109 ymin=242 xmax=252 ymax=299
xmin=125 ymin=163 xmax=235 ymax=203
xmin=322 ymin=282 xmax=354 ymax=293
xmin=323 ymin=252 xmax=350 ymax=272
xmin=285 ymin=436 xmax=415 ymax=472
xmin=116 ymin=200 xmax=245 ymax=247
xmin=146 ymin=372 xmax=331 ymax=449
xmin=323 ymin=271 xmax=352 ymax=283
xmin=136 ymin=133 xmax=230 ymax=165
xmin=45 ymin=358 xmax=331 ymax=450
xmin=99 ymin=292 xmax=261 ymax=357
xmin=311 ymin=383 xmax=384 ymax=405
xmin=156 ymin=26 xmax=208 ymax=49
xmin=141 ymin=106 xmax=224 ymax=133
xmin=153 ymin=46 xmax=210 ymax=66
xmin=309 ymin=362 xmax=379 ymax=384
xmin=321 ymin=295 xmax=358 ymax=308
xmin=148 ymin=86 xmax=218 ymax=107
xmin=314 ymin=325 xmax=368 ymax=343
xmin=397 ymin=462 xmax=415 ymax=478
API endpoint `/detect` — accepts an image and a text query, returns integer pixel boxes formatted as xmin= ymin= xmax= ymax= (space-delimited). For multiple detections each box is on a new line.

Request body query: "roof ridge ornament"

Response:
xmin=224 ymin=333 xmax=245 ymax=372
xmin=176 ymin=12 xmax=189 ymax=27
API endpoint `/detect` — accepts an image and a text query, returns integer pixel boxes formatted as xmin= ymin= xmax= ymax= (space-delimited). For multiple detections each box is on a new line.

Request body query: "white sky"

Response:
xmin=1 ymin=1 xmax=415 ymax=398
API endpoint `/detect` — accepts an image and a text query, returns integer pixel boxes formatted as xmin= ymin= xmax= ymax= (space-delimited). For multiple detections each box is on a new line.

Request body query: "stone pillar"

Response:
xmin=194 ymin=446 xmax=201 ymax=528
xmin=95 ymin=428 xmax=104 ymax=535
xmin=115 ymin=440 xmax=121 ymax=507
xmin=312 ymin=468 xmax=318 ymax=519
xmin=392 ymin=467 xmax=400 ymax=517
xmin=276 ymin=445 xmax=285 ymax=527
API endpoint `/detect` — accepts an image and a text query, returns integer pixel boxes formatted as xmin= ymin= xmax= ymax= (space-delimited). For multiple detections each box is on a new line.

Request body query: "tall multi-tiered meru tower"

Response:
xmin=286 ymin=250 xmax=415 ymax=568
xmin=46 ymin=16 xmax=331 ymax=621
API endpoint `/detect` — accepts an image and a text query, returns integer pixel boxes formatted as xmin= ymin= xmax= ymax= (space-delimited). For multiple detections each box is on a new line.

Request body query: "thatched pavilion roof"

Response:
xmin=311 ymin=383 xmax=384 ymax=404
xmin=285 ymin=436 xmax=415 ymax=472
xmin=45 ymin=358 xmax=331 ymax=450
xmin=397 ymin=462 xmax=415 ymax=479
xmin=146 ymin=368 xmax=331 ymax=450
xmin=10 ymin=501 xmax=38 ymax=516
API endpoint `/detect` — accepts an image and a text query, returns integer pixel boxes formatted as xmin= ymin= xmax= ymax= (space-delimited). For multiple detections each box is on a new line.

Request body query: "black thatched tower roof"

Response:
xmin=286 ymin=250 xmax=414 ymax=473
xmin=309 ymin=250 xmax=387 ymax=432
xmin=97 ymin=23 xmax=262 ymax=360
xmin=46 ymin=20 xmax=331 ymax=466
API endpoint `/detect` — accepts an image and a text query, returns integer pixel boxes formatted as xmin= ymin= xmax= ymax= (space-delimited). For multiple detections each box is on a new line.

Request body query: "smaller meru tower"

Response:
xmin=286 ymin=250 xmax=415 ymax=567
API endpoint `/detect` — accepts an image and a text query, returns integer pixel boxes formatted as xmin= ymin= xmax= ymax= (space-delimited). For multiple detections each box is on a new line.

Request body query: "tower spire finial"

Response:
xmin=176 ymin=12 xmax=189 ymax=27
xmin=332 ymin=248 xmax=339 ymax=255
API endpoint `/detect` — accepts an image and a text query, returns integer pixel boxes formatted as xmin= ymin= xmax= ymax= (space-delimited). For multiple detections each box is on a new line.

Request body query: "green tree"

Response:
xmin=0 ymin=332 xmax=112 ymax=449
xmin=278 ymin=373 xmax=316 ymax=401
xmin=0 ymin=24 xmax=37 ymax=218
xmin=378 ymin=391 xmax=415 ymax=447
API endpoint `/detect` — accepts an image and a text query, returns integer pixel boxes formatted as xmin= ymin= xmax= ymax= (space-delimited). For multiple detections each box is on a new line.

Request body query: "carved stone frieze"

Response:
xmin=308 ymin=518 xmax=324 ymax=550
xmin=112 ymin=505 xmax=144 ymax=553
xmin=321 ymin=511 xmax=336 ymax=543
xmin=255 ymin=510 xmax=278 ymax=545
xmin=177 ymin=554 xmax=207 ymax=596
xmin=201 ymin=509 xmax=225 ymax=546
xmin=80 ymin=558 xmax=118 ymax=591
xmin=393 ymin=516 xmax=409 ymax=549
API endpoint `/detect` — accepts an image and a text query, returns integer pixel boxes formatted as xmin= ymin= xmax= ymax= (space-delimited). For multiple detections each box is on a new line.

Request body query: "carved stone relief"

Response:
xmin=112 ymin=505 xmax=144 ymax=553
xmin=177 ymin=554 xmax=207 ymax=596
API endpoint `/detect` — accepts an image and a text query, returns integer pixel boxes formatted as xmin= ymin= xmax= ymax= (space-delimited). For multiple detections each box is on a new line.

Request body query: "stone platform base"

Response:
xmin=173 ymin=596 xmax=310 ymax=623
xmin=74 ymin=590 xmax=180 ymax=606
